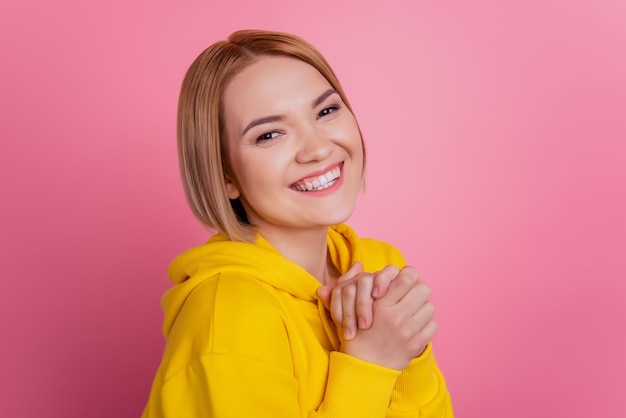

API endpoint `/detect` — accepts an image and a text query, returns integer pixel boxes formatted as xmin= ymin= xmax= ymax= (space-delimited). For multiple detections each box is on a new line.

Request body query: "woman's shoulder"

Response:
xmin=158 ymin=271 xmax=294 ymax=384
xmin=179 ymin=271 xmax=286 ymax=324
xmin=165 ymin=271 xmax=291 ymax=366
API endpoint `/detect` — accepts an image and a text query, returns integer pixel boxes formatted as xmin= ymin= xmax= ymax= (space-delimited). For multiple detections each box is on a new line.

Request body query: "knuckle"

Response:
xmin=423 ymin=301 xmax=435 ymax=317
xmin=397 ymin=268 xmax=420 ymax=286
xmin=397 ymin=272 xmax=414 ymax=287
xmin=357 ymin=275 xmax=374 ymax=289
xmin=422 ymin=321 xmax=437 ymax=339
xmin=409 ymin=338 xmax=427 ymax=355
xmin=386 ymin=314 xmax=403 ymax=330
xmin=400 ymin=327 xmax=415 ymax=341
xmin=402 ymin=265 xmax=420 ymax=279
xmin=342 ymin=284 xmax=356 ymax=298
xmin=382 ymin=264 xmax=400 ymax=277
xmin=342 ymin=310 xmax=355 ymax=321
xmin=356 ymin=299 xmax=372 ymax=310
xmin=424 ymin=325 xmax=437 ymax=343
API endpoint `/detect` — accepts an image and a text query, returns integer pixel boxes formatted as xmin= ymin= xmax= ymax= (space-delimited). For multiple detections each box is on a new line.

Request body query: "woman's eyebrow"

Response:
xmin=242 ymin=115 xmax=283 ymax=136
xmin=312 ymin=88 xmax=337 ymax=108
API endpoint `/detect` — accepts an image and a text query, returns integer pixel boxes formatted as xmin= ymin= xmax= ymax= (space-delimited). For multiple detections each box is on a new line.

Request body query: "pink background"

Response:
xmin=1 ymin=1 xmax=624 ymax=417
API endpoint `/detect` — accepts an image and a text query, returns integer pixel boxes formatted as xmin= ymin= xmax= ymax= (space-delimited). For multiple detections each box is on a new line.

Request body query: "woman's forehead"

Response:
xmin=228 ymin=57 xmax=329 ymax=99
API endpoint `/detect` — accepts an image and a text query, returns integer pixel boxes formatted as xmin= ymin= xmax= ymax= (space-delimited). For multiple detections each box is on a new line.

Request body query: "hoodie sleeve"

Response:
xmin=155 ymin=351 xmax=302 ymax=418
xmin=387 ymin=344 xmax=454 ymax=417
xmin=153 ymin=350 xmax=406 ymax=418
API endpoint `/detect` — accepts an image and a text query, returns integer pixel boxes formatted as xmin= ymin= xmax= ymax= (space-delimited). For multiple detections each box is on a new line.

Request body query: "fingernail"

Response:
xmin=344 ymin=328 xmax=354 ymax=340
xmin=372 ymin=285 xmax=379 ymax=297
xmin=358 ymin=316 xmax=366 ymax=329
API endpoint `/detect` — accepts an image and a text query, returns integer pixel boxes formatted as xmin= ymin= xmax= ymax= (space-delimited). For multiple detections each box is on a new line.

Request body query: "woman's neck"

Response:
xmin=259 ymin=226 xmax=339 ymax=285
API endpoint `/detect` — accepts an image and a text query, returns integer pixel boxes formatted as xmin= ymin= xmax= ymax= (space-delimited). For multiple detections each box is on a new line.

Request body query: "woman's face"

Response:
xmin=222 ymin=56 xmax=364 ymax=237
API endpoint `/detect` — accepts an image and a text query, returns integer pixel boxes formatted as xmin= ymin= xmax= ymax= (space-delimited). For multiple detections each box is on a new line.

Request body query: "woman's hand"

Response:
xmin=342 ymin=266 xmax=437 ymax=370
xmin=317 ymin=263 xmax=398 ymax=340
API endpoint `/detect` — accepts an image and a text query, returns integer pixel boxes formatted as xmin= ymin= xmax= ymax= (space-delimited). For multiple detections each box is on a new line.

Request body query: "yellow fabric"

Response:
xmin=142 ymin=224 xmax=453 ymax=417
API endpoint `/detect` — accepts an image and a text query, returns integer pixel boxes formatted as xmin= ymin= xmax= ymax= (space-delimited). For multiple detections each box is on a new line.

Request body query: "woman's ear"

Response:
xmin=225 ymin=177 xmax=241 ymax=199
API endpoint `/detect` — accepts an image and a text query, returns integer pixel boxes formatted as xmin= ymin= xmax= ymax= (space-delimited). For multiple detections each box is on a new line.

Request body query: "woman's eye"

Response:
xmin=256 ymin=131 xmax=280 ymax=143
xmin=318 ymin=105 xmax=339 ymax=118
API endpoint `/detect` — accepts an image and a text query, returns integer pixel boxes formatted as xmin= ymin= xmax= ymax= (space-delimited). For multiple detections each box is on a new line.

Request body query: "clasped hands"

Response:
xmin=317 ymin=263 xmax=437 ymax=371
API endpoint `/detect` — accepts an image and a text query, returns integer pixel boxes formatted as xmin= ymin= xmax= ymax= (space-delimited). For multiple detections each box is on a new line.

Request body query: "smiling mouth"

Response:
xmin=290 ymin=164 xmax=342 ymax=192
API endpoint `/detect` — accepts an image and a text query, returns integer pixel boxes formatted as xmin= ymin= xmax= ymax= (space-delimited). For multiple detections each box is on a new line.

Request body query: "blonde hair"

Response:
xmin=177 ymin=29 xmax=364 ymax=241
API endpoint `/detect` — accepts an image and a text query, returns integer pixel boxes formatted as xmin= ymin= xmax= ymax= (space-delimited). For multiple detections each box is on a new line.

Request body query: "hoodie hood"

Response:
xmin=161 ymin=224 xmax=366 ymax=338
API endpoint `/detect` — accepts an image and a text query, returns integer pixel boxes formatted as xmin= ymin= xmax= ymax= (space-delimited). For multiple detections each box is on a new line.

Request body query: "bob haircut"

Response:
xmin=177 ymin=29 xmax=365 ymax=242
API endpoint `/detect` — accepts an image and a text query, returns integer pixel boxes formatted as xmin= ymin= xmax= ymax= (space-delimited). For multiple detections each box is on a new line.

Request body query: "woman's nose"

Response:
xmin=295 ymin=127 xmax=332 ymax=163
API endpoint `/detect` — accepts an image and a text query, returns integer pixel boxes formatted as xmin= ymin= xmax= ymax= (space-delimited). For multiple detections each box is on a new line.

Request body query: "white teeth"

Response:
xmin=291 ymin=166 xmax=341 ymax=192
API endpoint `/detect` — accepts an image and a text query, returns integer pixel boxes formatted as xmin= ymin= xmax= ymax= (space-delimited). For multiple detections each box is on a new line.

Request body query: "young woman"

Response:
xmin=142 ymin=29 xmax=453 ymax=417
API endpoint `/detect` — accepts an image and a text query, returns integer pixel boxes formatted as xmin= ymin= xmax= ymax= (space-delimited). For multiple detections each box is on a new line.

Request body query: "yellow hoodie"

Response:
xmin=142 ymin=224 xmax=453 ymax=417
